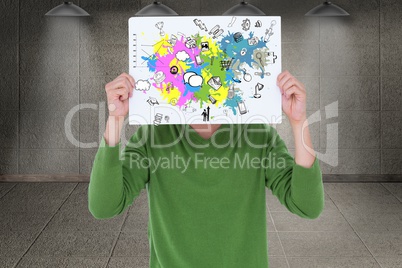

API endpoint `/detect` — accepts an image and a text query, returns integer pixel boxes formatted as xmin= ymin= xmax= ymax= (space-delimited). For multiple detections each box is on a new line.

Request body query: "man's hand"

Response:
xmin=105 ymin=72 xmax=135 ymax=117
xmin=277 ymin=70 xmax=307 ymax=125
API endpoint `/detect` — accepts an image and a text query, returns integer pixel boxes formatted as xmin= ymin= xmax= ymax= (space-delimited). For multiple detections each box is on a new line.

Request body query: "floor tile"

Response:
xmin=0 ymin=231 xmax=38 ymax=258
xmin=278 ymin=231 xmax=371 ymax=257
xmin=287 ymin=256 xmax=380 ymax=267
xmin=107 ymin=257 xmax=149 ymax=268
xmin=267 ymin=256 xmax=288 ymax=268
xmin=271 ymin=208 xmax=353 ymax=232
xmin=342 ymin=210 xmax=402 ymax=232
xmin=112 ymin=231 xmax=150 ymax=257
xmin=357 ymin=231 xmax=402 ymax=257
xmin=0 ymin=257 xmax=18 ymax=268
xmin=267 ymin=232 xmax=285 ymax=257
xmin=0 ymin=183 xmax=76 ymax=213
xmin=375 ymin=256 xmax=402 ymax=268
xmin=26 ymin=230 xmax=117 ymax=257
xmin=381 ymin=183 xmax=402 ymax=202
xmin=15 ymin=256 xmax=108 ymax=268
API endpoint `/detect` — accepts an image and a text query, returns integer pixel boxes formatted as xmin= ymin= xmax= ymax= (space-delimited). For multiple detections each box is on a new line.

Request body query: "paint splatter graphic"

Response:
xmin=140 ymin=21 xmax=277 ymax=117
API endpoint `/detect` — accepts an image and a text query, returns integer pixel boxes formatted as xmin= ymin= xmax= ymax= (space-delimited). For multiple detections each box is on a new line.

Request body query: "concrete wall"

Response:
xmin=0 ymin=0 xmax=401 ymax=175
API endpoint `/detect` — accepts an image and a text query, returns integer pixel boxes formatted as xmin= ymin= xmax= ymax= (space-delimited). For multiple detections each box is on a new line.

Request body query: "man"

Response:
xmin=88 ymin=70 xmax=324 ymax=267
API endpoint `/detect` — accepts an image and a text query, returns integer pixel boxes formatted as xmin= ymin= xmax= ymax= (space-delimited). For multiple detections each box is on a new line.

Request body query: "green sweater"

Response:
xmin=88 ymin=124 xmax=324 ymax=267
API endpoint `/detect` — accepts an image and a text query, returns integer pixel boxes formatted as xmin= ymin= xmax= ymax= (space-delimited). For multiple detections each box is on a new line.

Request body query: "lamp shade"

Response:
xmin=222 ymin=1 xmax=265 ymax=16
xmin=305 ymin=1 xmax=349 ymax=16
xmin=136 ymin=1 xmax=178 ymax=16
xmin=45 ymin=2 xmax=90 ymax=16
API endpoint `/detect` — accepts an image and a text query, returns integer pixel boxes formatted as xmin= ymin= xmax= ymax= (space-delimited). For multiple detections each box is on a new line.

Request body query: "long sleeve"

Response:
xmin=265 ymin=126 xmax=324 ymax=219
xmin=88 ymin=126 xmax=150 ymax=219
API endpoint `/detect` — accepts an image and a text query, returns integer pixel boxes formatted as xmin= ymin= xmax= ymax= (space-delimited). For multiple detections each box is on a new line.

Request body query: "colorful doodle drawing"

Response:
xmin=128 ymin=16 xmax=282 ymax=125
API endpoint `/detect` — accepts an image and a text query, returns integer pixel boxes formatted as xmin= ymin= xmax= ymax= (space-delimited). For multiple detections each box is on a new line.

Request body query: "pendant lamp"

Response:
xmin=305 ymin=1 xmax=349 ymax=16
xmin=45 ymin=2 xmax=90 ymax=17
xmin=135 ymin=1 xmax=178 ymax=16
xmin=222 ymin=1 xmax=265 ymax=16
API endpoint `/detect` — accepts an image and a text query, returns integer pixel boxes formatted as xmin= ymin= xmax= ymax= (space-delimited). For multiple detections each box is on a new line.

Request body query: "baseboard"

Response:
xmin=0 ymin=174 xmax=401 ymax=183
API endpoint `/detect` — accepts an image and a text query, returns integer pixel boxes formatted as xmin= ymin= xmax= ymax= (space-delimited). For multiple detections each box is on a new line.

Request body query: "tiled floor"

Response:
xmin=0 ymin=182 xmax=401 ymax=268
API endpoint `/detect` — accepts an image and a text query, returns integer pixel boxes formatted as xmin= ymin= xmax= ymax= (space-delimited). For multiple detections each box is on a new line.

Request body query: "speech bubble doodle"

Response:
xmin=176 ymin=50 xmax=190 ymax=62
xmin=183 ymin=72 xmax=203 ymax=87
xmin=135 ymin=80 xmax=151 ymax=91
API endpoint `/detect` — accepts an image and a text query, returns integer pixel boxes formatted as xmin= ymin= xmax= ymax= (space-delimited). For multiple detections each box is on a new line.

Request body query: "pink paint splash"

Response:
xmin=151 ymin=36 xmax=202 ymax=108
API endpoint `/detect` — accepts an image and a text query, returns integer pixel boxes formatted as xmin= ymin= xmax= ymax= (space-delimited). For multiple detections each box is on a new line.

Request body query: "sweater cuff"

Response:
xmin=292 ymin=157 xmax=322 ymax=189
xmin=95 ymin=136 xmax=122 ymax=166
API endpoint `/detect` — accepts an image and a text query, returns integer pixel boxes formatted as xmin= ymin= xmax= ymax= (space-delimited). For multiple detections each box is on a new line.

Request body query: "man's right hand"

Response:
xmin=105 ymin=72 xmax=135 ymax=117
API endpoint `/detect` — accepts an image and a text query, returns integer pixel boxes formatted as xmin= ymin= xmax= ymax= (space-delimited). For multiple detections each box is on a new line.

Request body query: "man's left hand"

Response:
xmin=277 ymin=70 xmax=307 ymax=125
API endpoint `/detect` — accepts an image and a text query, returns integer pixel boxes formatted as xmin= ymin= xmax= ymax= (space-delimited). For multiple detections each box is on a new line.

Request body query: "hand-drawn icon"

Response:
xmin=176 ymin=50 xmax=190 ymax=61
xmin=201 ymin=42 xmax=209 ymax=52
xmin=267 ymin=52 xmax=278 ymax=64
xmin=170 ymin=66 xmax=179 ymax=74
xmin=209 ymin=25 xmax=224 ymax=39
xmin=153 ymin=71 xmax=166 ymax=84
xmin=183 ymin=72 xmax=203 ymax=87
xmin=255 ymin=71 xmax=271 ymax=76
xmin=207 ymin=76 xmax=222 ymax=90
xmin=233 ymin=32 xmax=244 ymax=43
xmin=208 ymin=94 xmax=217 ymax=104
xmin=232 ymin=77 xmax=241 ymax=83
xmin=241 ymin=18 xmax=251 ymax=31
xmin=227 ymin=84 xmax=235 ymax=99
xmin=195 ymin=54 xmax=204 ymax=65
xmin=248 ymin=36 xmax=259 ymax=46
xmin=240 ymin=48 xmax=247 ymax=56
xmin=223 ymin=109 xmax=228 ymax=116
xmin=168 ymin=34 xmax=177 ymax=46
xmin=170 ymin=98 xmax=178 ymax=106
xmin=255 ymin=52 xmax=265 ymax=66
xmin=254 ymin=82 xmax=264 ymax=98
xmin=166 ymin=82 xmax=174 ymax=92
xmin=255 ymin=20 xmax=262 ymax=27
xmin=237 ymin=101 xmax=247 ymax=115
xmin=210 ymin=56 xmax=215 ymax=65
xmin=220 ymin=58 xmax=234 ymax=71
xmin=194 ymin=19 xmax=208 ymax=31
xmin=242 ymin=68 xmax=252 ymax=82
xmin=155 ymin=21 xmax=165 ymax=36
xmin=201 ymin=106 xmax=210 ymax=121
xmin=164 ymin=116 xmax=170 ymax=123
xmin=264 ymin=20 xmax=277 ymax=43
xmin=154 ymin=113 xmax=163 ymax=126
xmin=228 ymin=16 xmax=236 ymax=27
xmin=136 ymin=80 xmax=151 ymax=91
xmin=147 ymin=97 xmax=159 ymax=106
xmin=185 ymin=37 xmax=197 ymax=49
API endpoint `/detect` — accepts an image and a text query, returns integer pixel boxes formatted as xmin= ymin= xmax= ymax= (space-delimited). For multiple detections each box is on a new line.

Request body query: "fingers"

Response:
xmin=117 ymin=72 xmax=135 ymax=88
xmin=105 ymin=76 xmax=134 ymax=99
xmin=277 ymin=70 xmax=305 ymax=94
xmin=283 ymin=85 xmax=298 ymax=99
xmin=112 ymin=88 xmax=129 ymax=101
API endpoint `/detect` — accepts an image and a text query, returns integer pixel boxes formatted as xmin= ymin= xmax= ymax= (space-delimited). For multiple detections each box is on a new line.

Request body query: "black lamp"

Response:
xmin=222 ymin=1 xmax=265 ymax=16
xmin=136 ymin=1 xmax=178 ymax=16
xmin=45 ymin=2 xmax=90 ymax=16
xmin=305 ymin=1 xmax=349 ymax=16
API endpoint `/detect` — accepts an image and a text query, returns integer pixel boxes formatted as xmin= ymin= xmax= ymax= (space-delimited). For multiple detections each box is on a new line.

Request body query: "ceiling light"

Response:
xmin=45 ymin=1 xmax=90 ymax=17
xmin=305 ymin=1 xmax=349 ymax=16
xmin=135 ymin=1 xmax=178 ymax=16
xmin=222 ymin=1 xmax=265 ymax=16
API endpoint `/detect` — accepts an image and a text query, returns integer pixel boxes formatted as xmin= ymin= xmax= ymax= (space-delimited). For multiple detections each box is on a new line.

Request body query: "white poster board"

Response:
xmin=128 ymin=16 xmax=282 ymax=125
